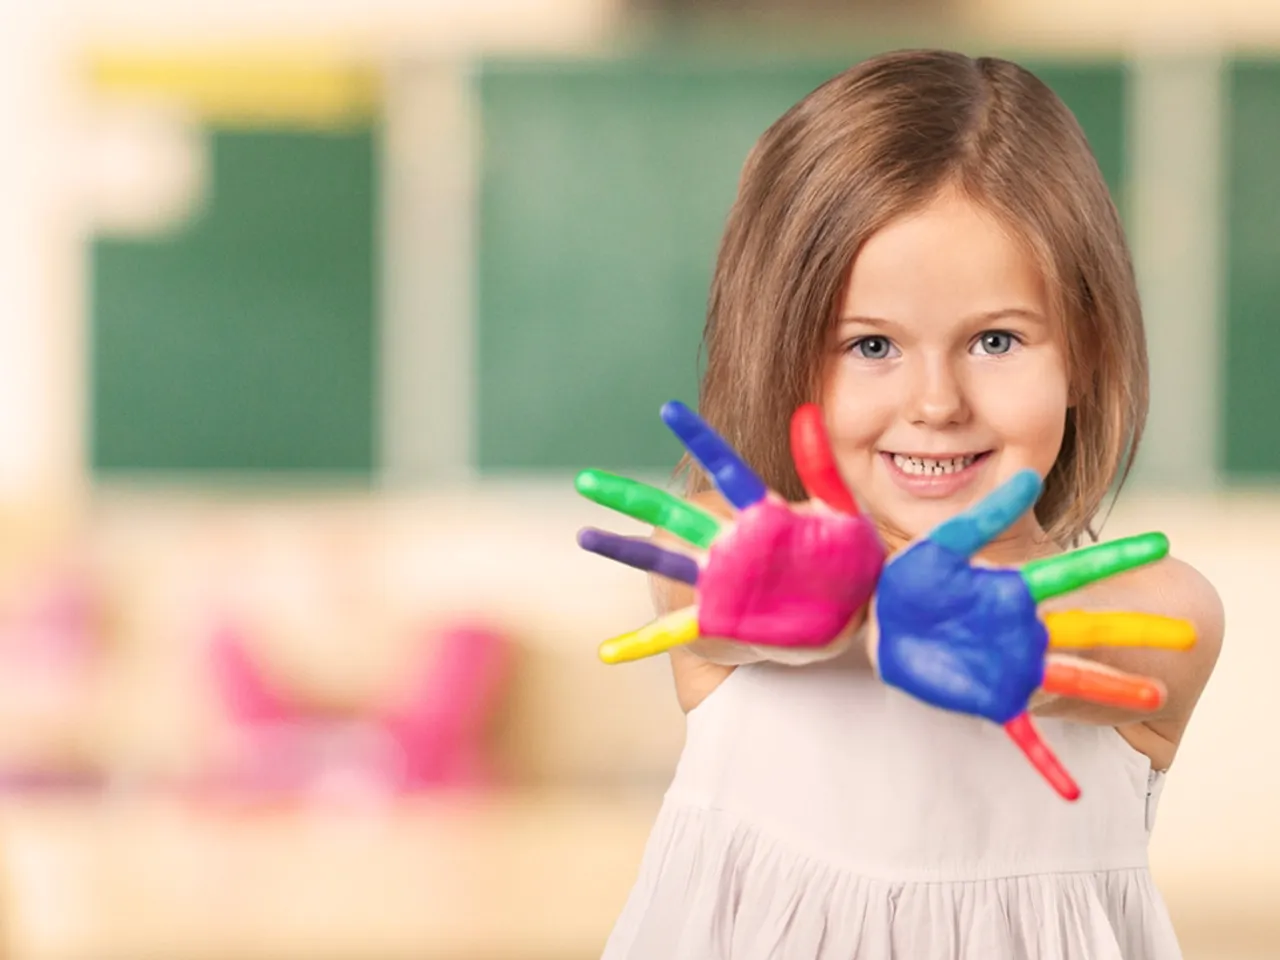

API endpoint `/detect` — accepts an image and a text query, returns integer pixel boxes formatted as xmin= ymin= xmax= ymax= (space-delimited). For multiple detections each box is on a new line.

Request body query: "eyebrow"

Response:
xmin=838 ymin=307 xmax=1048 ymax=328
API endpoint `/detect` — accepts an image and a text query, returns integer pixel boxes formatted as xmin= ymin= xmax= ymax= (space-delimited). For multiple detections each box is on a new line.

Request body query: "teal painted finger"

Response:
xmin=1021 ymin=531 xmax=1170 ymax=603
xmin=574 ymin=470 xmax=721 ymax=548
xmin=928 ymin=469 xmax=1043 ymax=557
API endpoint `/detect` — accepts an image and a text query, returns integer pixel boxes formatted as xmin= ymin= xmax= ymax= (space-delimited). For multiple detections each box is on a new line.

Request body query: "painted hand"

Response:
xmin=872 ymin=470 xmax=1197 ymax=801
xmin=575 ymin=401 xmax=885 ymax=664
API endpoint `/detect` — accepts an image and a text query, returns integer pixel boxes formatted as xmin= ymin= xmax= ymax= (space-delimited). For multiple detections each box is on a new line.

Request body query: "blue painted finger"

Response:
xmin=660 ymin=400 xmax=767 ymax=510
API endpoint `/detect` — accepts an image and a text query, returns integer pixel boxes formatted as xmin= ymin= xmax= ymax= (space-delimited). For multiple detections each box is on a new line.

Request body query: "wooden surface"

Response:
xmin=0 ymin=789 xmax=661 ymax=960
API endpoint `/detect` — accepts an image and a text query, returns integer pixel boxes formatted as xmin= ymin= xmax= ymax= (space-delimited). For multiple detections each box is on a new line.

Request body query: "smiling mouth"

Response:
xmin=886 ymin=451 xmax=992 ymax=477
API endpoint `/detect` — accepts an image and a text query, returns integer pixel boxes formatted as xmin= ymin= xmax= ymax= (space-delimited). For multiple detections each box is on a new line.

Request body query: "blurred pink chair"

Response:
xmin=0 ymin=569 xmax=106 ymax=791
xmin=204 ymin=620 xmax=510 ymax=803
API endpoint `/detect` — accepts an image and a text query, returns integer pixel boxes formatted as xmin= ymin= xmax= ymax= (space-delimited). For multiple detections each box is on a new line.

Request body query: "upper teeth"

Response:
xmin=893 ymin=454 xmax=977 ymax=476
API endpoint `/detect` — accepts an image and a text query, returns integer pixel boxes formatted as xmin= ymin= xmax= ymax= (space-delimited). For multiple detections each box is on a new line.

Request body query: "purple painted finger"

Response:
xmin=577 ymin=528 xmax=700 ymax=585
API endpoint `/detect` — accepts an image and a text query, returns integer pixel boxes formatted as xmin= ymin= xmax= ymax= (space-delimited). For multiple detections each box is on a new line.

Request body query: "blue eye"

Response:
xmin=850 ymin=336 xmax=898 ymax=360
xmin=972 ymin=331 xmax=1018 ymax=356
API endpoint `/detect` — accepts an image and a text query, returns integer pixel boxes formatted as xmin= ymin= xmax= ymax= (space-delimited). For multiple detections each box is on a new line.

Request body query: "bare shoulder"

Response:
xmin=1110 ymin=554 xmax=1224 ymax=656
xmin=1165 ymin=555 xmax=1224 ymax=634
xmin=1049 ymin=549 xmax=1223 ymax=653
xmin=1054 ymin=551 xmax=1225 ymax=759
xmin=1161 ymin=554 xmax=1225 ymax=682
xmin=1126 ymin=555 xmax=1225 ymax=760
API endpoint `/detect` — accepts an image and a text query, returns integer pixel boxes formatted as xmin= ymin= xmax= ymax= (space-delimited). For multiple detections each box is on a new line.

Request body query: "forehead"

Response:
xmin=841 ymin=190 xmax=1047 ymax=321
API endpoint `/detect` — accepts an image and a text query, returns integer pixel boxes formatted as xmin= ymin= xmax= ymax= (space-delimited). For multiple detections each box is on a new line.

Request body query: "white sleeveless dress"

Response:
xmin=602 ymin=650 xmax=1182 ymax=959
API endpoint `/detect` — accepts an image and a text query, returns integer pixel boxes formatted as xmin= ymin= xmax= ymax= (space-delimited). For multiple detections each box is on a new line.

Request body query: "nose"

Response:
xmin=908 ymin=356 xmax=969 ymax=427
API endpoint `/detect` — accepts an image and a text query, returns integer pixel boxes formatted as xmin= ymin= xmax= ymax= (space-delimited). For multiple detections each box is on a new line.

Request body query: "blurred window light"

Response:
xmin=78 ymin=101 xmax=208 ymax=238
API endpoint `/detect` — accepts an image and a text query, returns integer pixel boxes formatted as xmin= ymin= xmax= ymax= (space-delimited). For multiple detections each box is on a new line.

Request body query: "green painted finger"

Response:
xmin=574 ymin=469 xmax=721 ymax=549
xmin=1021 ymin=532 xmax=1170 ymax=603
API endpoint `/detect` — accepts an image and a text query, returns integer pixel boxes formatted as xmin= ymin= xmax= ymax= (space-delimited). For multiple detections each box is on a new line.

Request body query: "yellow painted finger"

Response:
xmin=598 ymin=607 xmax=701 ymax=664
xmin=1043 ymin=611 xmax=1197 ymax=651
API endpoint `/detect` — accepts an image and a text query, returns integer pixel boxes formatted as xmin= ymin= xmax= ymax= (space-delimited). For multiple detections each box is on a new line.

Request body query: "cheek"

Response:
xmin=821 ymin=364 xmax=896 ymax=459
xmin=976 ymin=360 xmax=1070 ymax=468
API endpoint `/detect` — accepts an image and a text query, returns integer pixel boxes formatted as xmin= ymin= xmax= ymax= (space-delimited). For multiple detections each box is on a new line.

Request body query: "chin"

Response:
xmin=876 ymin=457 xmax=1048 ymax=545
xmin=889 ymin=504 xmax=960 ymax=543
xmin=874 ymin=484 xmax=988 ymax=542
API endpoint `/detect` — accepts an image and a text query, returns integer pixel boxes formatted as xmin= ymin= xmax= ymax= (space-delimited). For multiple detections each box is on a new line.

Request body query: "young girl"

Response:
xmin=582 ymin=49 xmax=1223 ymax=959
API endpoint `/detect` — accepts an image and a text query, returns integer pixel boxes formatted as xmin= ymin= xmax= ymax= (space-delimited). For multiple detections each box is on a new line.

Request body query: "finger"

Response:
xmin=1042 ymin=659 xmax=1166 ymax=711
xmin=660 ymin=400 xmax=768 ymax=510
xmin=598 ymin=607 xmax=701 ymax=664
xmin=1021 ymin=532 xmax=1169 ymax=602
xmin=577 ymin=528 xmax=700 ymax=586
xmin=1043 ymin=611 xmax=1196 ymax=651
xmin=575 ymin=469 xmax=721 ymax=549
xmin=927 ymin=469 xmax=1042 ymax=557
xmin=1003 ymin=712 xmax=1080 ymax=801
xmin=790 ymin=404 xmax=859 ymax=515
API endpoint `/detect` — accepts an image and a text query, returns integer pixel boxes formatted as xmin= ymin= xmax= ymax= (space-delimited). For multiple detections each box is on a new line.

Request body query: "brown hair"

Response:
xmin=686 ymin=49 xmax=1147 ymax=545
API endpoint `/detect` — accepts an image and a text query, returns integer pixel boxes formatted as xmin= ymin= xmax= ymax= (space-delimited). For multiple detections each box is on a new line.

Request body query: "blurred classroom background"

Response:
xmin=0 ymin=0 xmax=1274 ymax=957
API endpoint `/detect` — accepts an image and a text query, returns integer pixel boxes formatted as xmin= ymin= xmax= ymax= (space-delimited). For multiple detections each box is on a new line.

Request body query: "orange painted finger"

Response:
xmin=1042 ymin=660 xmax=1166 ymax=712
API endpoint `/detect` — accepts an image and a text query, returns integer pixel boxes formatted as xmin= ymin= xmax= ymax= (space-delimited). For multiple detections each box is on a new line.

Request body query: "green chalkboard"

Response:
xmin=476 ymin=60 xmax=841 ymax=474
xmin=90 ymin=128 xmax=378 ymax=476
xmin=1224 ymin=60 xmax=1280 ymax=478
xmin=474 ymin=56 xmax=1128 ymax=473
xmin=1033 ymin=62 xmax=1128 ymax=214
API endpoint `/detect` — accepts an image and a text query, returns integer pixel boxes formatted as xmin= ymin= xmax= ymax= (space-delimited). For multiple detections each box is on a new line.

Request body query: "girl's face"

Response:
xmin=823 ymin=188 xmax=1070 ymax=554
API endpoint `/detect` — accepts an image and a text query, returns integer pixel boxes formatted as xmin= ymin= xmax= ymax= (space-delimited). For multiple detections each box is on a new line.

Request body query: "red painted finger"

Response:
xmin=790 ymin=404 xmax=859 ymax=515
xmin=1004 ymin=712 xmax=1080 ymax=801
